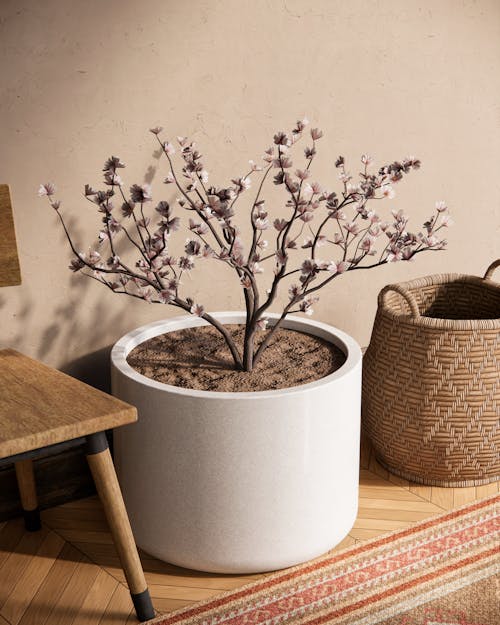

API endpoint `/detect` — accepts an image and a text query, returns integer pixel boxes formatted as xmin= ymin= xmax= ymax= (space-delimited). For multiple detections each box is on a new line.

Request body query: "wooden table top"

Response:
xmin=0 ymin=349 xmax=137 ymax=459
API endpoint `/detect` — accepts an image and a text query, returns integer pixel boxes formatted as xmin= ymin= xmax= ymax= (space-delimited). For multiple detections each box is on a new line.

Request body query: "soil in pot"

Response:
xmin=126 ymin=324 xmax=346 ymax=392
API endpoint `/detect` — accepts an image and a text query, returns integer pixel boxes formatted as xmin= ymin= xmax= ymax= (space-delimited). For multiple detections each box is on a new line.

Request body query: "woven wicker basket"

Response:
xmin=362 ymin=259 xmax=500 ymax=487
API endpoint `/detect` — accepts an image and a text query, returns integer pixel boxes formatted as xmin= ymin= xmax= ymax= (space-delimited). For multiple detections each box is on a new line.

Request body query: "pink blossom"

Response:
xmin=256 ymin=317 xmax=268 ymax=330
xmin=301 ymin=259 xmax=317 ymax=276
xmin=391 ymin=209 xmax=408 ymax=224
xmin=299 ymin=295 xmax=319 ymax=315
xmin=361 ymin=154 xmax=373 ymax=165
xmin=190 ymin=303 xmax=205 ymax=317
xmin=274 ymin=132 xmax=291 ymax=147
xmin=361 ymin=237 xmax=376 ymax=252
xmin=150 ymin=257 xmax=163 ymax=271
xmin=155 ymin=201 xmax=170 ymax=217
xmin=202 ymin=245 xmax=215 ymax=259
xmin=130 ymin=184 xmax=152 ymax=203
xmin=381 ymin=184 xmax=395 ymax=199
xmin=275 ymin=250 xmax=287 ymax=265
xmin=295 ymin=169 xmax=310 ymax=180
xmin=346 ymin=183 xmax=361 ymax=195
xmin=149 ymin=126 xmax=163 ymax=135
xmin=293 ymin=118 xmax=309 ymax=134
xmin=103 ymin=156 xmax=125 ymax=172
xmin=255 ymin=217 xmax=269 ymax=230
xmin=240 ymin=275 xmax=252 ymax=289
xmin=185 ymin=240 xmax=201 ymax=256
xmin=299 ymin=211 xmax=314 ymax=223
xmin=386 ymin=246 xmax=403 ymax=262
xmin=435 ymin=201 xmax=447 ymax=212
xmin=85 ymin=250 xmax=101 ymax=266
xmin=157 ymin=289 xmax=173 ymax=303
xmin=38 ymin=183 xmax=56 ymax=197
xmin=232 ymin=177 xmax=251 ymax=192
xmin=164 ymin=142 xmax=176 ymax=155
xmin=69 ymin=257 xmax=85 ymax=272
xmin=310 ymin=128 xmax=323 ymax=140
xmin=166 ymin=217 xmax=180 ymax=232
xmin=262 ymin=147 xmax=274 ymax=163
xmin=249 ymin=160 xmax=263 ymax=172
xmin=107 ymin=217 xmax=121 ymax=233
xmin=164 ymin=172 xmax=175 ymax=184
xmin=249 ymin=261 xmax=263 ymax=274
xmin=273 ymin=218 xmax=287 ymax=232
xmin=179 ymin=256 xmax=194 ymax=271
xmin=345 ymin=221 xmax=360 ymax=235
xmin=289 ymin=284 xmax=301 ymax=300
xmin=336 ymin=261 xmax=349 ymax=273
xmin=274 ymin=156 xmax=292 ymax=169
xmin=140 ymin=288 xmax=153 ymax=303
xmin=421 ymin=235 xmax=439 ymax=247
xmin=189 ymin=218 xmax=208 ymax=235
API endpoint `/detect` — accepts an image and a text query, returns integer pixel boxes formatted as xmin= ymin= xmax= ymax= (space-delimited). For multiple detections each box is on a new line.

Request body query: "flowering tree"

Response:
xmin=40 ymin=118 xmax=451 ymax=371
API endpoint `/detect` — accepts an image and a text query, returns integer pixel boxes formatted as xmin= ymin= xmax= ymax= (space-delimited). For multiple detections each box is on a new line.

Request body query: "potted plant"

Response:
xmin=40 ymin=118 xmax=450 ymax=573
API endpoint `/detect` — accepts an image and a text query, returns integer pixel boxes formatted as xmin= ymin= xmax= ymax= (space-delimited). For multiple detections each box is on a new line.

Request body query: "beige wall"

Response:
xmin=1 ymin=0 xmax=499 ymax=379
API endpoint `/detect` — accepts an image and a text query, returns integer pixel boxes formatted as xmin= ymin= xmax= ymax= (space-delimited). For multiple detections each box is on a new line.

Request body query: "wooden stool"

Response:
xmin=0 ymin=348 xmax=155 ymax=622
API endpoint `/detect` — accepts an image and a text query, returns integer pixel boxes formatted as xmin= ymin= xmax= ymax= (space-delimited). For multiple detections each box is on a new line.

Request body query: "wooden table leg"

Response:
xmin=14 ymin=459 xmax=41 ymax=531
xmin=85 ymin=432 xmax=154 ymax=622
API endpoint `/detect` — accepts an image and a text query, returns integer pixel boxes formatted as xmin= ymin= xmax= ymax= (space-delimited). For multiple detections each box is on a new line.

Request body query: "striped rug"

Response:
xmin=149 ymin=495 xmax=499 ymax=625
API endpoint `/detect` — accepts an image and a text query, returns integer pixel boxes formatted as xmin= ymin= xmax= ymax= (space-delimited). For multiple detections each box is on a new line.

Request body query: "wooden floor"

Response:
xmin=0 ymin=436 xmax=498 ymax=625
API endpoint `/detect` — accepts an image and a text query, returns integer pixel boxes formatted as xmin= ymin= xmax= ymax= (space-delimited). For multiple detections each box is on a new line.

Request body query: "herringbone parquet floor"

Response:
xmin=0 ymin=436 xmax=498 ymax=625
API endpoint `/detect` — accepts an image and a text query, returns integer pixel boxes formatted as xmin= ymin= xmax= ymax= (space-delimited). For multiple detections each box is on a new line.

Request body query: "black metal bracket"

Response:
xmin=0 ymin=437 xmax=86 ymax=469
xmin=85 ymin=432 xmax=109 ymax=456
xmin=23 ymin=507 xmax=41 ymax=532
xmin=131 ymin=588 xmax=155 ymax=622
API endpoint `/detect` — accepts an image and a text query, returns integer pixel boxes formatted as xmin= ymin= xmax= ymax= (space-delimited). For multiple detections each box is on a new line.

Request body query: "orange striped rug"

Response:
xmin=149 ymin=495 xmax=499 ymax=625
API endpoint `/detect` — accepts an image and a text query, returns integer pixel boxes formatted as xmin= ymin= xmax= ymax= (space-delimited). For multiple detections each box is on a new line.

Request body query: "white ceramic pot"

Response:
xmin=111 ymin=312 xmax=362 ymax=574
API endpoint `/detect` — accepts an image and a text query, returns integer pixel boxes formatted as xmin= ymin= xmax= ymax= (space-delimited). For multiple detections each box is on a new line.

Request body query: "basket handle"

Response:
xmin=379 ymin=284 xmax=421 ymax=318
xmin=483 ymin=259 xmax=500 ymax=281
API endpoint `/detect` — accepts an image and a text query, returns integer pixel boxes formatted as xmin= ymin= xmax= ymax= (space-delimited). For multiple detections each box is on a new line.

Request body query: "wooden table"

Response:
xmin=0 ymin=349 xmax=154 ymax=622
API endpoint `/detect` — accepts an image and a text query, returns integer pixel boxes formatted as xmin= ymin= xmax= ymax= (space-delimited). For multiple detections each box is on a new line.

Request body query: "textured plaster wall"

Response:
xmin=1 ymin=0 xmax=499 ymax=378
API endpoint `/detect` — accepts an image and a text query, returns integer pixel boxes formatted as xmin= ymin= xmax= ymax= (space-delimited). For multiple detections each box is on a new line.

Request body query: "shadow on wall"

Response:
xmin=5 ymin=281 xmax=123 ymax=391
xmin=61 ymin=345 xmax=113 ymax=393
xmin=1 ymin=204 xmax=144 ymax=388
xmin=5 ymin=156 xmax=181 ymax=387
